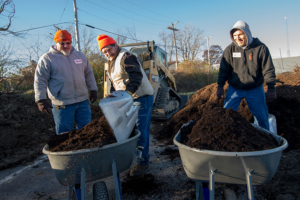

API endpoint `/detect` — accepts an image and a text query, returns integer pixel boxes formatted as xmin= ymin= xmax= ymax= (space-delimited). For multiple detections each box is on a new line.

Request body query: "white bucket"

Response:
xmin=254 ymin=114 xmax=277 ymax=135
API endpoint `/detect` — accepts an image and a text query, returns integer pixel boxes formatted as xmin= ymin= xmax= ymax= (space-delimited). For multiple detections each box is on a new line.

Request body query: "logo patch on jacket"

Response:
xmin=233 ymin=52 xmax=241 ymax=57
xmin=249 ymin=53 xmax=253 ymax=60
xmin=74 ymin=59 xmax=82 ymax=64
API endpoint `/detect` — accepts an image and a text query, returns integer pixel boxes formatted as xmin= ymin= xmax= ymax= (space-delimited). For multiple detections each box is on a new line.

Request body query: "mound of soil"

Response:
xmin=155 ymin=73 xmax=300 ymax=152
xmin=267 ymin=97 xmax=300 ymax=150
xmin=122 ymin=174 xmax=161 ymax=196
xmin=0 ymin=91 xmax=104 ymax=170
xmin=48 ymin=115 xmax=117 ymax=152
xmin=180 ymin=103 xmax=279 ymax=152
xmin=0 ymin=92 xmax=55 ymax=170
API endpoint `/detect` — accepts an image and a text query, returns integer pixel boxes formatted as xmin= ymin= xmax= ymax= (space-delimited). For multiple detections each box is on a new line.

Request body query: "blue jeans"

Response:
xmin=224 ymin=85 xmax=269 ymax=130
xmin=52 ymin=100 xmax=91 ymax=135
xmin=133 ymin=95 xmax=154 ymax=165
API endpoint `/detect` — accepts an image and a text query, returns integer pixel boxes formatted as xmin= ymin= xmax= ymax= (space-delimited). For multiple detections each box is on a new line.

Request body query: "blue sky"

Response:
xmin=3 ymin=0 xmax=300 ymax=65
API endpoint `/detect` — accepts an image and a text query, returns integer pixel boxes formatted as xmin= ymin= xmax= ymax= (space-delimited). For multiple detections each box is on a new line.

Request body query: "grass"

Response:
xmin=21 ymin=89 xmax=35 ymax=100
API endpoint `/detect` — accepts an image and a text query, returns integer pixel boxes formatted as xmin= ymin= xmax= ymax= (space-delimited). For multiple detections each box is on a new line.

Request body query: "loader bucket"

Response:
xmin=99 ymin=91 xmax=138 ymax=143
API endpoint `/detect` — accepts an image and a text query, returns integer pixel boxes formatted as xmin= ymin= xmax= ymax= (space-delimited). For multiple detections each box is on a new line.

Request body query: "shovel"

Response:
xmin=99 ymin=90 xmax=138 ymax=143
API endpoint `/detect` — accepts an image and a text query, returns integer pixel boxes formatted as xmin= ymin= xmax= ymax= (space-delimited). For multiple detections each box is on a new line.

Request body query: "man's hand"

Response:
xmin=216 ymin=87 xmax=224 ymax=99
xmin=90 ymin=91 xmax=97 ymax=103
xmin=37 ymin=99 xmax=53 ymax=114
xmin=126 ymin=90 xmax=133 ymax=96
xmin=265 ymin=89 xmax=276 ymax=102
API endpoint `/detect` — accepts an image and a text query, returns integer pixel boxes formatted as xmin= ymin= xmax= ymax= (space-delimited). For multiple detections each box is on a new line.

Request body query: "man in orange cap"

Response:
xmin=97 ymin=34 xmax=154 ymax=176
xmin=34 ymin=30 xmax=98 ymax=135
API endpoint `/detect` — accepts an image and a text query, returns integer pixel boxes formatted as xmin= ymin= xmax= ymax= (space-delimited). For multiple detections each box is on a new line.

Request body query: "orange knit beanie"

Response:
xmin=54 ymin=30 xmax=72 ymax=43
xmin=97 ymin=34 xmax=116 ymax=50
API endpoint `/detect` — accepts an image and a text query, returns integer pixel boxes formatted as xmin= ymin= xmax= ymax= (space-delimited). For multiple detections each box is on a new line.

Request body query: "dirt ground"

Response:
xmin=0 ymin=72 xmax=300 ymax=199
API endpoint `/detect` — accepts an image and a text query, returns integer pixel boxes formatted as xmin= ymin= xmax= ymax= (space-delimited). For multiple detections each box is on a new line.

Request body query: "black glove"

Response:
xmin=265 ymin=89 xmax=276 ymax=102
xmin=90 ymin=91 xmax=98 ymax=103
xmin=37 ymin=99 xmax=53 ymax=114
xmin=216 ymin=87 xmax=224 ymax=99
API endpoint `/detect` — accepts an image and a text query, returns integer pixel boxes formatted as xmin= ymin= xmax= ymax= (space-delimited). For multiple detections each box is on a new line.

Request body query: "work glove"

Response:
xmin=37 ymin=99 xmax=53 ymax=114
xmin=216 ymin=87 xmax=224 ymax=99
xmin=126 ymin=90 xmax=133 ymax=96
xmin=90 ymin=91 xmax=98 ymax=103
xmin=265 ymin=89 xmax=276 ymax=102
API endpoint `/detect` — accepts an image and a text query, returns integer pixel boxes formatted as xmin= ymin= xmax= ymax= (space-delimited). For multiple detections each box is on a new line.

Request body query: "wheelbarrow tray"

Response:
xmin=43 ymin=129 xmax=140 ymax=186
xmin=173 ymin=124 xmax=288 ymax=185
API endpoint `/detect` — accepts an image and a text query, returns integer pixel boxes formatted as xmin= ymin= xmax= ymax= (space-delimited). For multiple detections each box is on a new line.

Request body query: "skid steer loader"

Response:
xmin=103 ymin=41 xmax=185 ymax=120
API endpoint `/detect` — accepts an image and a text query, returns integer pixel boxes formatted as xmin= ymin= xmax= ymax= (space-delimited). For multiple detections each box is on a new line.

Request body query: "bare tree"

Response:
xmin=158 ymin=30 xmax=174 ymax=62
xmin=202 ymin=45 xmax=223 ymax=64
xmin=0 ymin=45 xmax=13 ymax=78
xmin=167 ymin=32 xmax=174 ymax=62
xmin=114 ymin=29 xmax=127 ymax=44
xmin=126 ymin=24 xmax=138 ymax=43
xmin=0 ymin=0 xmax=24 ymax=37
xmin=176 ymin=25 xmax=205 ymax=61
xmin=159 ymin=30 xmax=168 ymax=52
xmin=0 ymin=0 xmax=15 ymax=32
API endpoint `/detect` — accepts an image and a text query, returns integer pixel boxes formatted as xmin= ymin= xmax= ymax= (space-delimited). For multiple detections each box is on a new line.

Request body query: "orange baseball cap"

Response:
xmin=54 ymin=30 xmax=72 ymax=43
xmin=97 ymin=34 xmax=116 ymax=50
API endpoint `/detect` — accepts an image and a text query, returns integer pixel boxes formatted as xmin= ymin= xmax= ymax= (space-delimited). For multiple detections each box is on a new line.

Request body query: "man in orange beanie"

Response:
xmin=97 ymin=34 xmax=154 ymax=176
xmin=34 ymin=30 xmax=98 ymax=135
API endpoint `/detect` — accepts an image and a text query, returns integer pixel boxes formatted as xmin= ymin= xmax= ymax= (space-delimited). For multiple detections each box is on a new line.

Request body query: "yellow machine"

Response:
xmin=103 ymin=41 xmax=183 ymax=120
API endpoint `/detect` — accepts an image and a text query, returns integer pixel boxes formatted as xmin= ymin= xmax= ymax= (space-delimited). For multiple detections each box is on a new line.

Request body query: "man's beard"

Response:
xmin=61 ymin=49 xmax=71 ymax=56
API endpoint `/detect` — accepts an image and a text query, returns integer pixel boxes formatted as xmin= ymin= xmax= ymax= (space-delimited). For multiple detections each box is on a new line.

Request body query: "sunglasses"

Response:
xmin=59 ymin=42 xmax=72 ymax=46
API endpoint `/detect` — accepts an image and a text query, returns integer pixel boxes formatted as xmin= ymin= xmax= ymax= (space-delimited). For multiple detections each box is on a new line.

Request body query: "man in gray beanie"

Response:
xmin=216 ymin=20 xmax=276 ymax=130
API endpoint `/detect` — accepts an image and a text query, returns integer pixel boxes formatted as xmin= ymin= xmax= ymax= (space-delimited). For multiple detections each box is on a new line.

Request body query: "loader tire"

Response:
xmin=93 ymin=181 xmax=109 ymax=200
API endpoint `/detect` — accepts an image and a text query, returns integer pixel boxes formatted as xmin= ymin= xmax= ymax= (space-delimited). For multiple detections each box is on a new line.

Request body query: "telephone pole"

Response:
xmin=167 ymin=21 xmax=179 ymax=70
xmin=73 ymin=0 xmax=81 ymax=52
xmin=285 ymin=15 xmax=290 ymax=57
xmin=202 ymin=36 xmax=213 ymax=66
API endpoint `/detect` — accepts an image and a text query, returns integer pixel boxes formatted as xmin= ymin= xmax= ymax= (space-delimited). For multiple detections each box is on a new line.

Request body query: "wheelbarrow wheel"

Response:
xmin=93 ymin=181 xmax=109 ymax=200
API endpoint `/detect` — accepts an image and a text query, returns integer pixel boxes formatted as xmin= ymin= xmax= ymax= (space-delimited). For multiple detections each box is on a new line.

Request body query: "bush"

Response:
xmin=173 ymin=60 xmax=218 ymax=93
xmin=292 ymin=64 xmax=300 ymax=73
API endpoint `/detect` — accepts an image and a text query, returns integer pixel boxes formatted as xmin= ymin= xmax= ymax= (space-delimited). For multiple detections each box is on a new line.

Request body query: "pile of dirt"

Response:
xmin=48 ymin=115 xmax=117 ymax=152
xmin=266 ymin=97 xmax=300 ymax=150
xmin=180 ymin=103 xmax=279 ymax=151
xmin=155 ymin=73 xmax=300 ymax=152
xmin=122 ymin=174 xmax=161 ymax=196
xmin=0 ymin=91 xmax=104 ymax=170
xmin=0 ymin=92 xmax=55 ymax=170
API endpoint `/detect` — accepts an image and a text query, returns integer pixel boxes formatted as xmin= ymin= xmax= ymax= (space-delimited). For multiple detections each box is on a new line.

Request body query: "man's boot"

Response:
xmin=129 ymin=164 xmax=149 ymax=177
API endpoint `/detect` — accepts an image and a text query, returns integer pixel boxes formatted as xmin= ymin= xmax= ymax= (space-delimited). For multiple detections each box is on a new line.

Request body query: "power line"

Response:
xmin=79 ymin=22 xmax=144 ymax=43
xmin=83 ymin=0 xmax=166 ymax=27
xmin=124 ymin=0 xmax=177 ymax=22
xmin=59 ymin=0 xmax=70 ymax=23
xmin=100 ymin=0 xmax=170 ymax=24
xmin=2 ymin=22 xmax=73 ymax=36
xmin=78 ymin=8 xmax=157 ymax=36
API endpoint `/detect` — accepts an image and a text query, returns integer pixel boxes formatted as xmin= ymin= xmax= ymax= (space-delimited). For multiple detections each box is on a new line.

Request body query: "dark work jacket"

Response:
xmin=217 ymin=38 xmax=276 ymax=90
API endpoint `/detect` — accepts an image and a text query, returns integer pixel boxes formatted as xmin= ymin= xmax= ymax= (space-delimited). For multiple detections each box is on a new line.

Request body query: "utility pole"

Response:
xmin=73 ymin=0 xmax=81 ymax=52
xmin=167 ymin=21 xmax=179 ymax=70
xmin=202 ymin=36 xmax=213 ymax=66
xmin=285 ymin=15 xmax=290 ymax=57
xmin=279 ymin=48 xmax=284 ymax=73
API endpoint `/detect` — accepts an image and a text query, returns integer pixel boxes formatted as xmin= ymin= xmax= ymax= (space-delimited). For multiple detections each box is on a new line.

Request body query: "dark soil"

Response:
xmin=0 ymin=93 xmax=103 ymax=169
xmin=1 ymin=72 xmax=300 ymax=200
xmin=180 ymin=104 xmax=279 ymax=152
xmin=122 ymin=174 xmax=161 ymax=196
xmin=0 ymin=92 xmax=56 ymax=170
xmin=48 ymin=115 xmax=117 ymax=152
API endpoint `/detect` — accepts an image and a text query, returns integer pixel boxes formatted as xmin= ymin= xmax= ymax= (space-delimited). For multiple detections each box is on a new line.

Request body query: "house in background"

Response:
xmin=20 ymin=60 xmax=37 ymax=76
xmin=168 ymin=61 xmax=177 ymax=73
xmin=272 ymin=56 xmax=300 ymax=74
